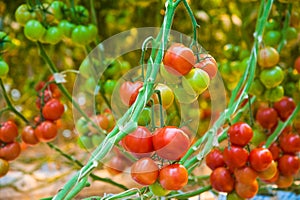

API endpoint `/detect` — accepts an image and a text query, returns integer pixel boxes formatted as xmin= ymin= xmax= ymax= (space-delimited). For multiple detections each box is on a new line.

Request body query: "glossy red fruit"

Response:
xmin=42 ymin=98 xmax=64 ymax=121
xmin=205 ymin=148 xmax=225 ymax=170
xmin=235 ymin=180 xmax=259 ymax=199
xmin=105 ymin=155 xmax=131 ymax=175
xmin=152 ymin=126 xmax=190 ymax=160
xmin=278 ymin=154 xmax=300 ymax=176
xmin=279 ymin=133 xmax=300 ymax=154
xmin=131 ymin=157 xmax=159 ymax=185
xmin=294 ymin=56 xmax=300 ymax=73
xmin=163 ymin=43 xmax=195 ymax=76
xmin=21 ymin=126 xmax=39 ymax=145
xmin=210 ymin=167 xmax=235 ymax=193
xmin=223 ymin=146 xmax=249 ymax=169
xmin=228 ymin=122 xmax=253 ymax=147
xmin=273 ymin=97 xmax=296 ymax=121
xmin=249 ymin=148 xmax=273 ymax=172
xmin=34 ymin=121 xmax=58 ymax=142
xmin=234 ymin=166 xmax=258 ymax=185
xmin=122 ymin=126 xmax=154 ymax=158
xmin=276 ymin=174 xmax=293 ymax=188
xmin=159 ymin=164 xmax=188 ymax=190
xmin=268 ymin=143 xmax=282 ymax=160
xmin=194 ymin=53 xmax=218 ymax=79
xmin=0 ymin=121 xmax=18 ymax=143
xmin=256 ymin=107 xmax=278 ymax=129
xmin=0 ymin=142 xmax=21 ymax=161
xmin=119 ymin=81 xmax=143 ymax=106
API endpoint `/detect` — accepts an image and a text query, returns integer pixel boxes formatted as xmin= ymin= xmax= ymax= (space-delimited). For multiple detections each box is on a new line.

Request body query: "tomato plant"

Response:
xmin=256 ymin=107 xmax=278 ymax=129
xmin=34 ymin=121 xmax=58 ymax=142
xmin=0 ymin=121 xmax=18 ymax=143
xmin=205 ymin=148 xmax=225 ymax=170
xmin=42 ymin=98 xmax=64 ymax=121
xmin=228 ymin=122 xmax=253 ymax=147
xmin=210 ymin=167 xmax=235 ymax=193
xmin=277 ymin=154 xmax=300 ymax=176
xmin=223 ymin=146 xmax=249 ymax=170
xmin=131 ymin=157 xmax=159 ymax=185
xmin=235 ymin=180 xmax=259 ymax=199
xmin=21 ymin=126 xmax=39 ymax=146
xmin=159 ymin=164 xmax=188 ymax=190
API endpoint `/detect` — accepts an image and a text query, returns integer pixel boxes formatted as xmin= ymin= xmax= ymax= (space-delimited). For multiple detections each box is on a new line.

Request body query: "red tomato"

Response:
xmin=278 ymin=154 xmax=300 ymax=176
xmin=279 ymin=133 xmax=300 ymax=154
xmin=205 ymin=148 xmax=225 ymax=170
xmin=268 ymin=143 xmax=282 ymax=161
xmin=119 ymin=81 xmax=143 ymax=106
xmin=131 ymin=157 xmax=159 ymax=185
xmin=223 ymin=146 xmax=249 ymax=170
xmin=228 ymin=122 xmax=253 ymax=147
xmin=34 ymin=121 xmax=58 ymax=142
xmin=21 ymin=126 xmax=39 ymax=145
xmin=276 ymin=175 xmax=293 ymax=188
xmin=257 ymin=46 xmax=280 ymax=68
xmin=105 ymin=155 xmax=131 ymax=175
xmin=256 ymin=107 xmax=278 ymax=129
xmin=0 ymin=121 xmax=18 ymax=143
xmin=210 ymin=167 xmax=235 ymax=193
xmin=89 ymin=114 xmax=109 ymax=133
xmin=194 ymin=53 xmax=218 ymax=79
xmin=234 ymin=166 xmax=258 ymax=185
xmin=249 ymin=148 xmax=273 ymax=172
xmin=159 ymin=164 xmax=188 ymax=190
xmin=0 ymin=142 xmax=21 ymax=161
xmin=235 ymin=180 xmax=259 ymax=199
xmin=257 ymin=160 xmax=277 ymax=180
xmin=273 ymin=97 xmax=296 ymax=121
xmin=294 ymin=56 xmax=300 ymax=73
xmin=163 ymin=43 xmax=195 ymax=76
xmin=261 ymin=169 xmax=279 ymax=183
xmin=42 ymin=98 xmax=64 ymax=121
xmin=152 ymin=126 xmax=190 ymax=160
xmin=122 ymin=126 xmax=154 ymax=158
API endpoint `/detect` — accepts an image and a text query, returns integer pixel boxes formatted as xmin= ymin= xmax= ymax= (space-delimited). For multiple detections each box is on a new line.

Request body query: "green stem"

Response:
xmin=277 ymin=4 xmax=293 ymax=53
xmin=182 ymin=0 xmax=199 ymax=47
xmin=167 ymin=185 xmax=212 ymax=199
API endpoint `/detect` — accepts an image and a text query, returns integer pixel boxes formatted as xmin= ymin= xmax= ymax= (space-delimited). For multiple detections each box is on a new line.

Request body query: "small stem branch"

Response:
xmin=277 ymin=4 xmax=293 ymax=53
xmin=167 ymin=185 xmax=212 ymax=199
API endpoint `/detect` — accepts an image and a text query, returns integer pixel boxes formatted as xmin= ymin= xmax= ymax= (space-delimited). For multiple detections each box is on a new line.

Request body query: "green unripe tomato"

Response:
xmin=182 ymin=68 xmax=210 ymax=96
xmin=103 ymin=79 xmax=117 ymax=95
xmin=284 ymin=82 xmax=297 ymax=97
xmin=15 ymin=4 xmax=36 ymax=26
xmin=239 ymin=49 xmax=250 ymax=60
xmin=149 ymin=182 xmax=170 ymax=197
xmin=104 ymin=60 xmax=121 ymax=79
xmin=75 ymin=117 xmax=89 ymax=134
xmin=71 ymin=25 xmax=90 ymax=45
xmin=138 ymin=108 xmax=151 ymax=126
xmin=286 ymin=27 xmax=298 ymax=41
xmin=265 ymin=19 xmax=279 ymax=31
xmin=84 ymin=77 xmax=97 ymax=94
xmin=120 ymin=61 xmax=131 ymax=74
xmin=43 ymin=26 xmax=63 ymax=44
xmin=91 ymin=134 xmax=104 ymax=147
xmin=251 ymin=129 xmax=267 ymax=147
xmin=259 ymin=66 xmax=284 ymax=89
xmin=249 ymin=78 xmax=265 ymax=96
xmin=223 ymin=44 xmax=240 ymax=60
xmin=264 ymin=85 xmax=284 ymax=102
xmin=77 ymin=135 xmax=93 ymax=149
xmin=0 ymin=32 xmax=11 ymax=51
xmin=160 ymin=63 xmax=181 ymax=84
xmin=24 ymin=20 xmax=46 ymax=41
xmin=0 ymin=60 xmax=9 ymax=77
xmin=58 ymin=20 xmax=75 ymax=38
xmin=87 ymin=24 xmax=98 ymax=42
xmin=50 ymin=1 xmax=65 ymax=21
xmin=264 ymin=30 xmax=281 ymax=46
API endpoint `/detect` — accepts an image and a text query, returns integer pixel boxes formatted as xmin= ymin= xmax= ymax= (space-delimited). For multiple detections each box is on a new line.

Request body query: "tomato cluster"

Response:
xmin=16 ymin=1 xmax=97 ymax=45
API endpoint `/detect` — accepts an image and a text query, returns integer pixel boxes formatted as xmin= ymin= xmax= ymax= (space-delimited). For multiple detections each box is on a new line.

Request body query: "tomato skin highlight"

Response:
xmin=42 ymin=98 xmax=64 ymax=121
xmin=159 ymin=164 xmax=188 ymax=190
xmin=223 ymin=146 xmax=249 ymax=170
xmin=0 ymin=142 xmax=21 ymax=161
xmin=228 ymin=122 xmax=253 ymax=147
xmin=279 ymin=133 xmax=300 ymax=154
xmin=205 ymin=148 xmax=225 ymax=170
xmin=278 ymin=154 xmax=300 ymax=176
xmin=21 ymin=126 xmax=39 ymax=145
xmin=256 ymin=107 xmax=278 ymax=129
xmin=273 ymin=97 xmax=296 ymax=121
xmin=0 ymin=121 xmax=19 ymax=143
xmin=249 ymin=148 xmax=273 ymax=172
xmin=210 ymin=167 xmax=235 ymax=193
xmin=34 ymin=121 xmax=58 ymax=142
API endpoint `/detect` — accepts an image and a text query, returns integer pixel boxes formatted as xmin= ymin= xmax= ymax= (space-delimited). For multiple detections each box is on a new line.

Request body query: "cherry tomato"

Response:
xmin=43 ymin=26 xmax=63 ymax=45
xmin=50 ymin=1 xmax=65 ymax=20
xmin=152 ymin=126 xmax=190 ymax=160
xmin=122 ymin=126 xmax=153 ymax=158
xmin=15 ymin=4 xmax=36 ymax=26
xmin=278 ymin=154 xmax=300 ymax=176
xmin=0 ymin=121 xmax=18 ymax=143
xmin=34 ymin=121 xmax=58 ymax=142
xmin=0 ymin=142 xmax=21 ymax=161
xmin=159 ymin=164 xmax=188 ymax=190
xmin=251 ymin=129 xmax=267 ymax=147
xmin=259 ymin=66 xmax=284 ymax=89
xmin=194 ymin=53 xmax=218 ymax=79
xmin=235 ymin=180 xmax=259 ymax=199
xmin=137 ymin=108 xmax=151 ymax=126
xmin=71 ymin=25 xmax=90 ymax=45
xmin=228 ymin=122 xmax=253 ymax=147
xmin=264 ymin=30 xmax=281 ymax=46
xmin=234 ymin=166 xmax=258 ymax=185
xmin=119 ymin=81 xmax=143 ymax=106
xmin=24 ymin=20 xmax=46 ymax=42
xmin=273 ymin=97 xmax=296 ymax=121
xmin=255 ymin=107 xmax=278 ymax=129
xmin=182 ymin=68 xmax=210 ymax=96
xmin=223 ymin=146 xmax=249 ymax=170
xmin=261 ymin=169 xmax=279 ymax=183
xmin=286 ymin=27 xmax=298 ymax=41
xmin=152 ymin=83 xmax=174 ymax=109
xmin=205 ymin=148 xmax=225 ymax=170
xmin=279 ymin=133 xmax=300 ymax=154
xmin=257 ymin=160 xmax=277 ymax=180
xmin=257 ymin=46 xmax=280 ymax=68
xmin=21 ymin=126 xmax=39 ymax=146
xmin=163 ymin=43 xmax=195 ymax=76
xmin=105 ymin=155 xmax=131 ymax=175
xmin=0 ymin=158 xmax=9 ymax=177
xmin=223 ymin=44 xmax=240 ymax=60
xmin=89 ymin=114 xmax=109 ymax=132
xmin=58 ymin=20 xmax=75 ymax=38
xmin=294 ymin=56 xmax=300 ymax=74
xmin=275 ymin=175 xmax=293 ymax=188
xmin=149 ymin=181 xmax=170 ymax=196
xmin=42 ymin=98 xmax=64 ymax=121
xmin=103 ymin=79 xmax=117 ymax=95
xmin=249 ymin=78 xmax=265 ymax=96
xmin=263 ymin=85 xmax=284 ymax=102
xmin=210 ymin=167 xmax=235 ymax=193
xmin=268 ymin=142 xmax=282 ymax=161
xmin=249 ymin=147 xmax=273 ymax=172
xmin=131 ymin=157 xmax=159 ymax=185
xmin=0 ymin=60 xmax=9 ymax=77
xmin=265 ymin=19 xmax=279 ymax=31
xmin=77 ymin=135 xmax=93 ymax=149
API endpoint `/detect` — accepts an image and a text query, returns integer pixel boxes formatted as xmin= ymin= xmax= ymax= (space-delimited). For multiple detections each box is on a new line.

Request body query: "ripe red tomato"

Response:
xmin=256 ymin=107 xmax=278 ymax=129
xmin=249 ymin=148 xmax=273 ymax=172
xmin=122 ymin=126 xmax=154 ymax=158
xmin=257 ymin=46 xmax=280 ymax=68
xmin=152 ymin=126 xmax=190 ymax=160
xmin=279 ymin=133 xmax=300 ymax=154
xmin=228 ymin=122 xmax=253 ymax=147
xmin=105 ymin=155 xmax=131 ymax=175
xmin=268 ymin=143 xmax=282 ymax=160
xmin=119 ymin=81 xmax=143 ymax=106
xmin=194 ymin=53 xmax=218 ymax=79
xmin=205 ymin=148 xmax=225 ymax=170
xmin=273 ymin=97 xmax=296 ymax=121
xmin=21 ymin=126 xmax=39 ymax=145
xmin=0 ymin=142 xmax=21 ymax=161
xmin=34 ymin=121 xmax=58 ymax=142
xmin=278 ymin=154 xmax=300 ymax=176
xmin=235 ymin=180 xmax=259 ymax=199
xmin=234 ymin=166 xmax=258 ymax=185
xmin=131 ymin=157 xmax=159 ymax=185
xmin=294 ymin=56 xmax=300 ymax=73
xmin=0 ymin=121 xmax=18 ymax=143
xmin=276 ymin=174 xmax=293 ymax=188
xmin=257 ymin=160 xmax=277 ymax=180
xmin=0 ymin=158 xmax=9 ymax=177
xmin=210 ymin=167 xmax=234 ymax=193
xmin=89 ymin=114 xmax=109 ymax=133
xmin=223 ymin=146 xmax=249 ymax=169
xmin=42 ymin=98 xmax=64 ymax=121
xmin=163 ymin=43 xmax=195 ymax=76
xmin=159 ymin=164 xmax=188 ymax=190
